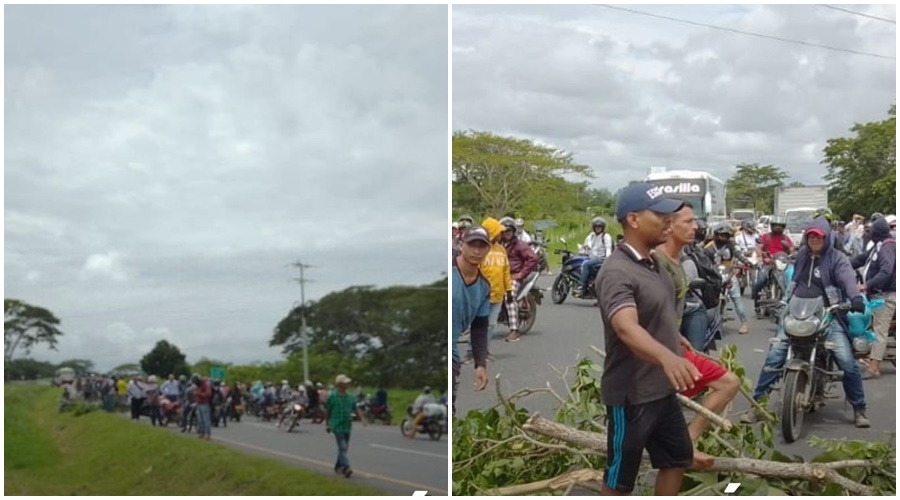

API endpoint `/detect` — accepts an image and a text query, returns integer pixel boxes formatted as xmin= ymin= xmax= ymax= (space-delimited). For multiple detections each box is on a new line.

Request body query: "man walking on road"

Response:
xmin=325 ymin=374 xmax=367 ymax=478
xmin=194 ymin=374 xmax=213 ymax=440
xmin=595 ymin=182 xmax=700 ymax=496
xmin=452 ymin=225 xmax=492 ymax=417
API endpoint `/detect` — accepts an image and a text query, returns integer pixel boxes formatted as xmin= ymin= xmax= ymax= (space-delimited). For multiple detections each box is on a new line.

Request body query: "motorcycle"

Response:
xmin=716 ymin=264 xmax=735 ymax=322
xmin=773 ymin=296 xmax=852 ymax=443
xmin=400 ymin=404 xmax=445 ymax=441
xmin=360 ymin=400 xmax=393 ymax=425
xmin=285 ymin=403 xmax=307 ymax=433
xmin=848 ymin=296 xmax=897 ymax=367
xmin=757 ymin=252 xmax=794 ymax=321
xmin=550 ymin=238 xmax=597 ymax=304
xmin=498 ymin=271 xmax=543 ymax=335
xmin=303 ymin=403 xmax=326 ymax=424
xmin=736 ymin=251 xmax=759 ymax=296
xmin=530 ymin=240 xmax=550 ymax=275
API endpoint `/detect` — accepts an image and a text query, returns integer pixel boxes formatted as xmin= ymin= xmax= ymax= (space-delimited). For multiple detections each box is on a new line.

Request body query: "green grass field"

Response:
xmin=4 ymin=383 xmax=387 ymax=495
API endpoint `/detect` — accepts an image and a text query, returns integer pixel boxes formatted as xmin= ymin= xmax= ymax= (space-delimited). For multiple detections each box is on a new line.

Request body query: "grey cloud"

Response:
xmin=6 ymin=5 xmax=448 ymax=371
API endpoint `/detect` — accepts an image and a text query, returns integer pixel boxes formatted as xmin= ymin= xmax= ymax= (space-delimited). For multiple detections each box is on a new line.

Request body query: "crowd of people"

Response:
xmin=453 ymin=184 xmax=895 ymax=495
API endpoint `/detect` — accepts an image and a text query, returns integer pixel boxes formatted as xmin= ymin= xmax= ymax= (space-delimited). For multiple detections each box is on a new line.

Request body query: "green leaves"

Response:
xmin=5 ymin=299 xmax=64 ymax=361
xmin=139 ymin=340 xmax=190 ymax=378
xmin=822 ymin=105 xmax=896 ymax=219
xmin=725 ymin=163 xmax=789 ymax=215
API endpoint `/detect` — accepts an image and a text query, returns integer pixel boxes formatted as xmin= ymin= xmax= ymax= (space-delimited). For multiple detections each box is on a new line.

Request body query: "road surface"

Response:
xmin=137 ymin=413 xmax=448 ymax=495
xmin=454 ymin=274 xmax=896 ymax=460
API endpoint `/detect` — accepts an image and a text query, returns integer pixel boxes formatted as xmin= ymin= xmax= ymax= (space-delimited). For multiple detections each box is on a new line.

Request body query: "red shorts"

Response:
xmin=680 ymin=350 xmax=728 ymax=398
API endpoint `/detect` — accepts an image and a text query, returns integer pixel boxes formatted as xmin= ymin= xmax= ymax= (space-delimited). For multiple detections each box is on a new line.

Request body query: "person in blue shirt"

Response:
xmin=452 ymin=225 xmax=492 ymax=418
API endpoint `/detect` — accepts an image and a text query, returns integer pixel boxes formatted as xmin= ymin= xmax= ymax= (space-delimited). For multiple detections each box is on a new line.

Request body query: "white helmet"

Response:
xmin=515 ymin=218 xmax=525 ymax=227
xmin=886 ymin=214 xmax=896 ymax=225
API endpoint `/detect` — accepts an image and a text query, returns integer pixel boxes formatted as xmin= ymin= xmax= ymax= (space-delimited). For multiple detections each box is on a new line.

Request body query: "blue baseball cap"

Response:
xmin=616 ymin=182 xmax=684 ymax=221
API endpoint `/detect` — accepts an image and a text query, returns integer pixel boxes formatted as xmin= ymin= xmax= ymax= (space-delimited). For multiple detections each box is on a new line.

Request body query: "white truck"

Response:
xmin=773 ymin=185 xmax=829 ymax=243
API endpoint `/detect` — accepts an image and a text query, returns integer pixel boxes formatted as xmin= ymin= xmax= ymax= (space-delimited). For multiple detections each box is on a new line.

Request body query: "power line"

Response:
xmin=818 ymin=4 xmax=896 ymax=24
xmin=594 ymin=4 xmax=896 ymax=61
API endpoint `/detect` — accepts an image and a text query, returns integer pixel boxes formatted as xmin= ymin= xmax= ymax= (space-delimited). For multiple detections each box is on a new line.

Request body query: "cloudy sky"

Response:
xmin=5 ymin=5 xmax=448 ymax=371
xmin=453 ymin=4 xmax=896 ymax=190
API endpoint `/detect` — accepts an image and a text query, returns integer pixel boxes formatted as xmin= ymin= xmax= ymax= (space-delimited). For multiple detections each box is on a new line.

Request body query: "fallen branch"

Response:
xmin=523 ymin=414 xmax=875 ymax=495
xmin=489 ymin=469 xmax=602 ymax=496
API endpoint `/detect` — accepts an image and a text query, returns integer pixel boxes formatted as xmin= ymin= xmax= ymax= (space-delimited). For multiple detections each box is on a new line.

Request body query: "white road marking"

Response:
xmin=370 ymin=443 xmax=448 ymax=460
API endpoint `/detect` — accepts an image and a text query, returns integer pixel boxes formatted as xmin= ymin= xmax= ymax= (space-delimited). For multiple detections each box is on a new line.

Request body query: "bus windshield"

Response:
xmin=785 ymin=210 xmax=817 ymax=234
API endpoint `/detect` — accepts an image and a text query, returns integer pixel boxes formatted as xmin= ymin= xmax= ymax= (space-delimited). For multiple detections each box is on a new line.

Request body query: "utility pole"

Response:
xmin=290 ymin=261 xmax=314 ymax=384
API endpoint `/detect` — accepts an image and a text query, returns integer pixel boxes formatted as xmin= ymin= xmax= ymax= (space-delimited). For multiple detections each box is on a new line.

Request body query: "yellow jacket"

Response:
xmin=480 ymin=217 xmax=513 ymax=303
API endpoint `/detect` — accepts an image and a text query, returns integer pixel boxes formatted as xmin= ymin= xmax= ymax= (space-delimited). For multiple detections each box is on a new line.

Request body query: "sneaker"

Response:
xmin=739 ymin=408 xmax=766 ymax=424
xmin=486 ymin=353 xmax=496 ymax=362
xmin=854 ymin=409 xmax=871 ymax=428
xmin=343 ymin=468 xmax=353 ymax=478
xmin=738 ymin=323 xmax=749 ymax=335
xmin=462 ymin=352 xmax=473 ymax=365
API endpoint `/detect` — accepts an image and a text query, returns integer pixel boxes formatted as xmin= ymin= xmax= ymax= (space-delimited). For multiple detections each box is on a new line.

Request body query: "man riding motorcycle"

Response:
xmin=407 ymin=386 xmax=437 ymax=439
xmin=752 ymin=216 xmax=795 ymax=312
xmin=735 ymin=219 xmax=759 ymax=255
xmin=705 ymin=223 xmax=751 ymax=334
xmin=277 ymin=385 xmax=309 ymax=428
xmin=577 ymin=217 xmax=613 ymax=297
xmin=514 ymin=218 xmax=532 ymax=244
xmin=500 ymin=216 xmax=538 ymax=343
xmin=741 ymin=216 xmax=870 ymax=427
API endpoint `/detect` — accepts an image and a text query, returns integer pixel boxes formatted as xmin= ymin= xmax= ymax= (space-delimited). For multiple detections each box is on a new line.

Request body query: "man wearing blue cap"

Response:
xmin=595 ymin=182 xmax=703 ymax=496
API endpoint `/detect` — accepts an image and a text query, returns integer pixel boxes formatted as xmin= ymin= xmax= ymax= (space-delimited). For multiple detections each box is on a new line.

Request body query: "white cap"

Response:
xmin=886 ymin=214 xmax=896 ymax=225
xmin=335 ymin=374 xmax=352 ymax=385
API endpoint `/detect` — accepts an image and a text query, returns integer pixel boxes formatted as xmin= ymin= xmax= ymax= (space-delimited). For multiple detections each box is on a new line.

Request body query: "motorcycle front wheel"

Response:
xmin=781 ymin=370 xmax=809 ymax=443
xmin=551 ymin=274 xmax=568 ymax=304
xmin=517 ymin=295 xmax=538 ymax=335
xmin=400 ymin=418 xmax=412 ymax=437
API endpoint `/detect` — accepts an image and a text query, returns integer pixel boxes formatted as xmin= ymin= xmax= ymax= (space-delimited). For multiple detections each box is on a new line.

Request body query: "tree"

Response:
xmin=453 ymin=131 xmax=592 ymax=216
xmin=57 ymin=358 xmax=95 ymax=375
xmin=787 ymin=181 xmax=805 ymax=188
xmin=140 ymin=340 xmax=190 ymax=378
xmin=823 ymin=105 xmax=896 ymax=219
xmin=4 ymin=357 xmax=57 ymax=381
xmin=725 ymin=164 xmax=788 ymax=215
xmin=4 ymin=299 xmax=64 ymax=362
xmin=110 ymin=363 xmax=142 ymax=377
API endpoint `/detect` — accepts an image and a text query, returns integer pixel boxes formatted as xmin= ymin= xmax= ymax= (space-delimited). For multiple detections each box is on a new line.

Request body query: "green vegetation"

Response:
xmin=5 ymin=383 xmax=386 ymax=496
xmin=452 ymin=349 xmax=896 ymax=496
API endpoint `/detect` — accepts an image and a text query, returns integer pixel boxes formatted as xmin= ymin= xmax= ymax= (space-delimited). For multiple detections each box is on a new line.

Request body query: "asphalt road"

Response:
xmin=454 ymin=273 xmax=896 ymax=461
xmin=135 ymin=413 xmax=448 ymax=495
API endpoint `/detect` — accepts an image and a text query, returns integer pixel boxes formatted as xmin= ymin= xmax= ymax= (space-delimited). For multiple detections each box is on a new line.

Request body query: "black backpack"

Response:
xmin=683 ymin=244 xmax=723 ymax=310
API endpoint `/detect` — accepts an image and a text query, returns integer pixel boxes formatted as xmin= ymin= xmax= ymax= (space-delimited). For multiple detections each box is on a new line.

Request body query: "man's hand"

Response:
xmin=511 ymin=273 xmax=522 ymax=281
xmin=660 ymin=352 xmax=701 ymax=392
xmin=473 ymin=366 xmax=488 ymax=391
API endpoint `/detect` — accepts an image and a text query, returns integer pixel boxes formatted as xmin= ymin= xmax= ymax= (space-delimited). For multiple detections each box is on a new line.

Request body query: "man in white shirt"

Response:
xmin=515 ymin=218 xmax=532 ymax=244
xmin=578 ymin=217 xmax=613 ymax=295
xmin=734 ymin=220 xmax=759 ymax=256
xmin=408 ymin=386 xmax=437 ymax=439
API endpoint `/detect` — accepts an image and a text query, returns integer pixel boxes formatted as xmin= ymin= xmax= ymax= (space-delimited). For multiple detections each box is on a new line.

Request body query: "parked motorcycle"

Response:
xmin=774 ymin=296 xmax=852 ymax=443
xmin=550 ymin=238 xmax=597 ymax=304
xmin=498 ymin=271 xmax=543 ymax=335
xmin=400 ymin=404 xmax=445 ymax=441
xmin=530 ymin=240 xmax=550 ymax=275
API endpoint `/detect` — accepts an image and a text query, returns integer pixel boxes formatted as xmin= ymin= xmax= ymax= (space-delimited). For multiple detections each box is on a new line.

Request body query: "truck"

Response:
xmin=773 ymin=185 xmax=829 ymax=243
xmin=731 ymin=209 xmax=757 ymax=222
xmin=644 ymin=169 xmax=727 ymax=223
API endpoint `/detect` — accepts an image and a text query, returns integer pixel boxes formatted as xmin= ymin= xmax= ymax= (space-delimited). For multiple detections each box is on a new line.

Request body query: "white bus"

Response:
xmin=644 ymin=169 xmax=727 ymax=223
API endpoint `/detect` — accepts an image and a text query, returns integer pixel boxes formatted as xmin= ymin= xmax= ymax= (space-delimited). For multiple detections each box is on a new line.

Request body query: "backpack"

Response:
xmin=684 ymin=244 xmax=724 ymax=310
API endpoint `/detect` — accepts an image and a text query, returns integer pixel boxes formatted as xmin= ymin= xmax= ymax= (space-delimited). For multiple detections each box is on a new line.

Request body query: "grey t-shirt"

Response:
xmin=596 ymin=243 xmax=681 ymax=406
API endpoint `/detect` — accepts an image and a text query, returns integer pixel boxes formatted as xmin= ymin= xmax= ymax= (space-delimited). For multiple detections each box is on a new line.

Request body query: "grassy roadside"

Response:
xmin=4 ymin=383 xmax=387 ymax=495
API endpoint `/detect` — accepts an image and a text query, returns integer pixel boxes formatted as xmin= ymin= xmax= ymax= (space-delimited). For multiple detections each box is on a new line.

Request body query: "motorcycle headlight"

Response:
xmin=783 ymin=316 xmax=818 ymax=337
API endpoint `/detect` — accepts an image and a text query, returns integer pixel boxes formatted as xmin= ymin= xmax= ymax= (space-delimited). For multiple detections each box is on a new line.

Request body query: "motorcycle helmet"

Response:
xmin=769 ymin=216 xmax=786 ymax=227
xmin=514 ymin=218 xmax=525 ymax=228
xmin=458 ymin=215 xmax=474 ymax=229
xmin=886 ymin=214 xmax=897 ymax=226
xmin=423 ymin=385 xmax=432 ymax=394
xmin=499 ymin=216 xmax=516 ymax=232
xmin=871 ymin=212 xmax=884 ymax=221
xmin=592 ymin=217 xmax=607 ymax=230
xmin=713 ymin=223 xmax=733 ymax=237
xmin=695 ymin=219 xmax=708 ymax=241
xmin=740 ymin=219 xmax=755 ymax=232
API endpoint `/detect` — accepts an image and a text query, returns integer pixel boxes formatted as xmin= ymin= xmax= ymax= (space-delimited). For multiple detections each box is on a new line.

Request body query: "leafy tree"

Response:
xmin=109 ymin=363 xmax=142 ymax=377
xmin=787 ymin=181 xmax=805 ymax=188
xmin=725 ymin=163 xmax=788 ymax=214
xmin=4 ymin=299 xmax=64 ymax=362
xmin=823 ymin=105 xmax=896 ymax=220
xmin=453 ymin=131 xmax=592 ymax=216
xmin=4 ymin=357 xmax=57 ymax=381
xmin=140 ymin=340 xmax=190 ymax=378
xmin=270 ymin=279 xmax=447 ymax=389
xmin=57 ymin=358 xmax=95 ymax=375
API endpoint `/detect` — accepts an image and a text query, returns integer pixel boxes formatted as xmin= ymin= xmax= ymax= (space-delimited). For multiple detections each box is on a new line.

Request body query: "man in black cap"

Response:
xmin=595 ymin=182 xmax=702 ymax=496
xmin=451 ymin=225 xmax=492 ymax=417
